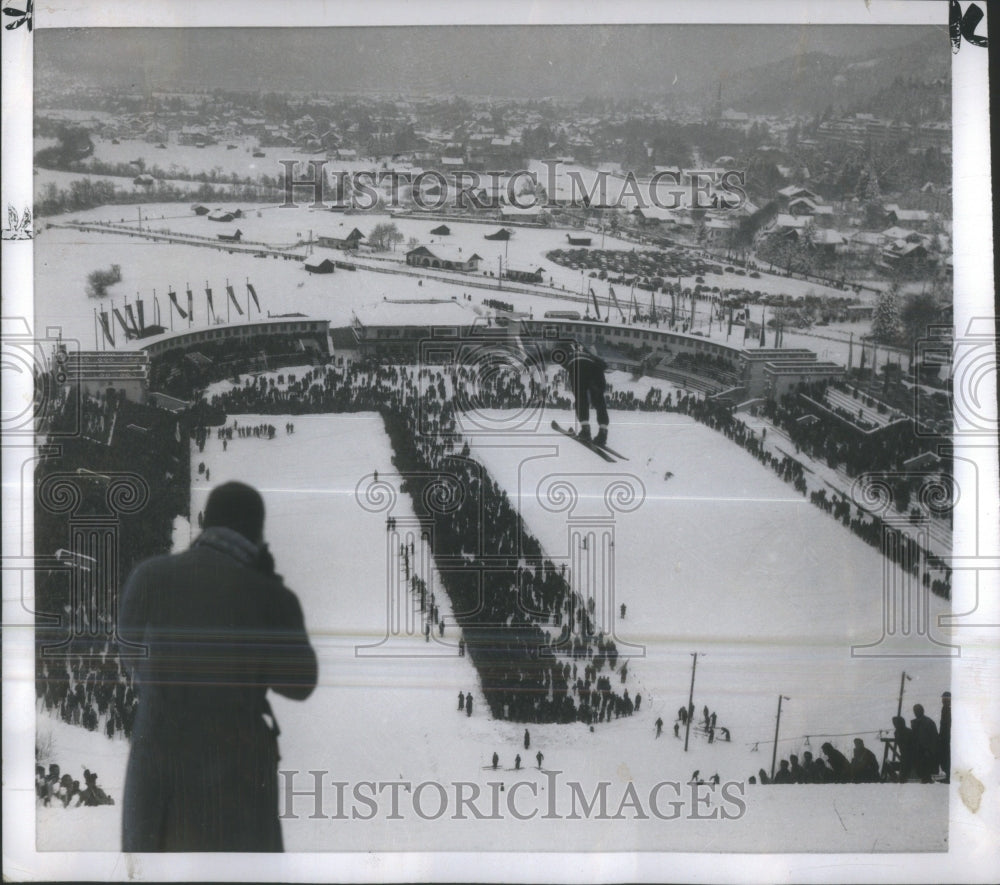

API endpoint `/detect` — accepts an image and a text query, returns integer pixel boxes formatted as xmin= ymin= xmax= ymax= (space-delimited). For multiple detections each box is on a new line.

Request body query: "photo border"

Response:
xmin=3 ymin=1 xmax=996 ymax=882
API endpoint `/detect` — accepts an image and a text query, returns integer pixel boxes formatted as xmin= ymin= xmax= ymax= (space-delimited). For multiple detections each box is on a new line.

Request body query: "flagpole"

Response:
xmin=226 ymin=278 xmax=231 ymax=324
xmin=684 ymin=652 xmax=698 ymax=752
xmin=93 ymin=307 xmax=99 ymax=350
xmin=770 ymin=695 xmax=789 ymax=781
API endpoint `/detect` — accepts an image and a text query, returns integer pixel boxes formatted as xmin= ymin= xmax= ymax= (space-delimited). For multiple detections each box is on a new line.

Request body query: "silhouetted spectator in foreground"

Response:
xmin=771 ymin=760 xmax=794 ymax=784
xmin=821 ymin=742 xmax=851 ymax=784
xmin=850 ymin=739 xmax=880 ymax=783
xmin=119 ymin=481 xmax=317 ymax=852
xmin=891 ymin=716 xmax=914 ymax=782
xmin=80 ymin=769 xmax=114 ymax=806
xmin=789 ymin=754 xmax=807 ymax=784
xmin=939 ymin=692 xmax=951 ymax=784
xmin=811 ymin=758 xmax=833 ymax=783
xmin=35 ymin=765 xmax=46 ymax=801
xmin=911 ymin=704 xmax=939 ymax=783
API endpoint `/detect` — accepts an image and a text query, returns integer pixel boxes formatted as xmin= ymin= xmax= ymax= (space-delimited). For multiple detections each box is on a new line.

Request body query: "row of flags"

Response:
xmin=96 ymin=280 xmax=262 ymax=348
xmin=594 ymin=282 xmax=782 ymax=345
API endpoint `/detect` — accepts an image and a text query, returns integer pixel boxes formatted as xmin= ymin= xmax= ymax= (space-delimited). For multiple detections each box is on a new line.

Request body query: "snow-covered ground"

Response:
xmin=37 ymin=408 xmax=949 ymax=853
xmin=35 ymin=201 xmax=874 ymax=359
xmin=33 ymin=167 xmax=212 ymax=196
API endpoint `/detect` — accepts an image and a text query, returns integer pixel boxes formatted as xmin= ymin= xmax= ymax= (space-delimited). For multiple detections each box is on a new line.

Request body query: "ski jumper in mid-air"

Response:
xmin=563 ymin=343 xmax=610 ymax=446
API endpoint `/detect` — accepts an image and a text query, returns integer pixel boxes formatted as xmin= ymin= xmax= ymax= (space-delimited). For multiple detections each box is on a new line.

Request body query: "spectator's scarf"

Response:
xmin=192 ymin=525 xmax=259 ymax=568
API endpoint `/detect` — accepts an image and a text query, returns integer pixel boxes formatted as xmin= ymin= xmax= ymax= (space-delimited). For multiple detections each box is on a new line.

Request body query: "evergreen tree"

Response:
xmin=872 ymin=282 xmax=902 ymax=344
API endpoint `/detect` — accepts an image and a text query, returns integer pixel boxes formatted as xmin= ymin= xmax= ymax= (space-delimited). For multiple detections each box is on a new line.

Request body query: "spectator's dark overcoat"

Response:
xmin=119 ymin=527 xmax=317 ymax=852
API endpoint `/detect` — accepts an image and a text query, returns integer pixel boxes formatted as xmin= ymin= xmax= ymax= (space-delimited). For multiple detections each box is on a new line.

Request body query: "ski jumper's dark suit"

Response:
xmin=119 ymin=489 xmax=317 ymax=853
xmin=564 ymin=349 xmax=609 ymax=442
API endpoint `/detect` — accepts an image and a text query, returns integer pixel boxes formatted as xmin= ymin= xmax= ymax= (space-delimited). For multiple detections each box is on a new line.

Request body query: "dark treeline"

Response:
xmin=35 ymin=177 xmax=282 ymax=219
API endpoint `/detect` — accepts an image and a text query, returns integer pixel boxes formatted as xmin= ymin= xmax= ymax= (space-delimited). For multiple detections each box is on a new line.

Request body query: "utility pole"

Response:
xmin=770 ymin=695 xmax=790 ymax=780
xmin=684 ymin=652 xmax=699 ymax=752
xmin=896 ymin=671 xmax=912 ymax=718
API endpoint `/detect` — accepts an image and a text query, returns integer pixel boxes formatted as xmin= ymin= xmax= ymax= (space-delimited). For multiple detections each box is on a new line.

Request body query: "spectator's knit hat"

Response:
xmin=854 ymin=738 xmax=864 ymax=747
xmin=204 ymin=481 xmax=265 ymax=543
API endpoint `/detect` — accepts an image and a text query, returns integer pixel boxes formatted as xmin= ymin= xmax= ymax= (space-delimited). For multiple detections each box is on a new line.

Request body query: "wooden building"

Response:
xmin=405 ymin=246 xmax=482 ymax=272
xmin=317 ymin=228 xmax=365 ymax=251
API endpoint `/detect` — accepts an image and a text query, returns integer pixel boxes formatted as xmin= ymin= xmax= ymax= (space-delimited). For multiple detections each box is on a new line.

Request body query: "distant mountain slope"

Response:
xmin=713 ymin=31 xmax=950 ymax=117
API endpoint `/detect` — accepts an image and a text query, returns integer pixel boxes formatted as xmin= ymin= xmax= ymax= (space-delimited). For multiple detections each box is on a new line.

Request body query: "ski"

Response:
xmin=591 ymin=438 xmax=629 ymax=461
xmin=551 ymin=421 xmax=616 ymax=462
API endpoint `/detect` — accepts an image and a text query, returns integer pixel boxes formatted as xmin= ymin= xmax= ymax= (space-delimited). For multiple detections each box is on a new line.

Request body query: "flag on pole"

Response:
xmin=99 ymin=310 xmax=115 ymax=347
xmin=608 ymin=286 xmax=623 ymax=321
xmin=589 ymin=286 xmax=601 ymax=321
xmin=136 ymin=299 xmax=145 ymax=332
xmin=227 ymin=284 xmax=244 ymax=316
xmin=186 ymin=287 xmax=194 ymax=324
xmin=247 ymin=282 xmax=261 ymax=313
xmin=153 ymin=294 xmax=161 ymax=326
xmin=727 ymin=306 xmax=733 ymax=337
xmin=206 ymin=286 xmax=215 ymax=322
xmin=168 ymin=290 xmax=188 ymax=320
xmin=112 ymin=308 xmax=134 ymax=339
xmin=759 ymin=309 xmax=766 ymax=346
xmin=124 ymin=304 xmax=140 ymax=335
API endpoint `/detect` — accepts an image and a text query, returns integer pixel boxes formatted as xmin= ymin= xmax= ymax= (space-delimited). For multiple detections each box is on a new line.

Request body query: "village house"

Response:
xmin=883 ymin=204 xmax=933 ymax=230
xmin=317 ymin=228 xmax=365 ymax=251
xmin=776 ymin=184 xmax=821 ymax=209
xmin=304 ymin=258 xmax=335 ymax=274
xmin=502 ymin=266 xmax=545 ymax=284
xmin=405 ymin=245 xmax=482 ymax=272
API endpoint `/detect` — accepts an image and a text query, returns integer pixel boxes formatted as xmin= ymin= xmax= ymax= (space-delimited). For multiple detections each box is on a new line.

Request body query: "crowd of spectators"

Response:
xmin=36 ymin=390 xmax=189 ymax=741
xmin=35 ymin=762 xmax=115 ymax=807
xmin=208 ymin=360 xmax=640 ymax=724
xmin=756 ymin=694 xmax=951 ymax=785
